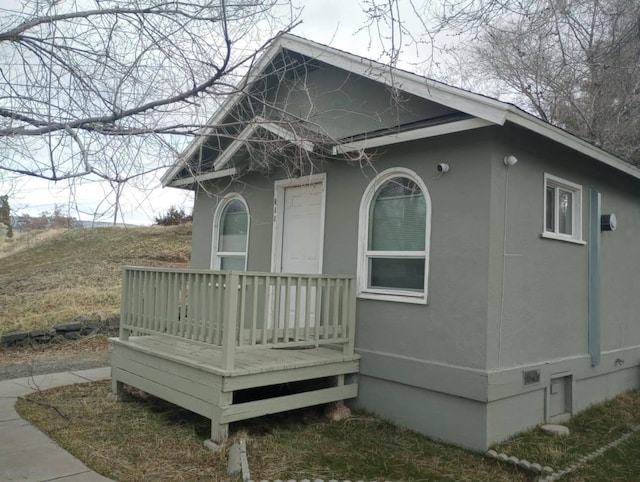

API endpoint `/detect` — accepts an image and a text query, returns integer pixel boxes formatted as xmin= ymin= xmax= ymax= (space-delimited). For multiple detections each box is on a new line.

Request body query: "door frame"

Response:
xmin=270 ymin=173 xmax=327 ymax=274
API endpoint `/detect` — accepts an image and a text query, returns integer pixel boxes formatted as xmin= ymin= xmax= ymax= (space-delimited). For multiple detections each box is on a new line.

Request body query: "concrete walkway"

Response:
xmin=0 ymin=367 xmax=114 ymax=481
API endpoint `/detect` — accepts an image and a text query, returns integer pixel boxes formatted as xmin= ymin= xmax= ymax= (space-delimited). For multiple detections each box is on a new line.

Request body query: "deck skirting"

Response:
xmin=111 ymin=336 xmax=359 ymax=441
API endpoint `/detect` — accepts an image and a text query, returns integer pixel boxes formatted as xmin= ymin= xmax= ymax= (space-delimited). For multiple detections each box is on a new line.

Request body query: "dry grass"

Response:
xmin=493 ymin=388 xmax=640 ymax=480
xmin=0 ymin=224 xmax=191 ymax=333
xmin=17 ymin=380 xmax=533 ymax=482
xmin=0 ymin=334 xmax=110 ymax=364
xmin=241 ymin=409 xmax=531 ymax=482
xmin=0 ymin=229 xmax=64 ymax=258
xmin=16 ymin=381 xmax=640 ymax=481
xmin=15 ymin=381 xmax=228 ymax=482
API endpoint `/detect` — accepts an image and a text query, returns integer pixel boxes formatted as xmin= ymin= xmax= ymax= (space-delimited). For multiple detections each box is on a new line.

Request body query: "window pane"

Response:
xmin=369 ymin=257 xmax=425 ymax=291
xmin=220 ymin=256 xmax=245 ymax=270
xmin=546 ymin=186 xmax=555 ymax=232
xmin=369 ymin=177 xmax=426 ymax=251
xmin=219 ymin=200 xmax=248 ymax=252
xmin=558 ymin=189 xmax=573 ymax=235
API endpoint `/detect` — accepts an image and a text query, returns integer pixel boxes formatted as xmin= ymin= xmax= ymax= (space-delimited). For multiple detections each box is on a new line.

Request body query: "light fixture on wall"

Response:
xmin=504 ymin=155 xmax=519 ymax=167
xmin=601 ymin=213 xmax=617 ymax=231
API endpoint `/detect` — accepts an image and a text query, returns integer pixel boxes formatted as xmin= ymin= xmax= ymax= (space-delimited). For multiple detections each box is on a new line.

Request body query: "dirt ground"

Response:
xmin=0 ymin=336 xmax=111 ymax=381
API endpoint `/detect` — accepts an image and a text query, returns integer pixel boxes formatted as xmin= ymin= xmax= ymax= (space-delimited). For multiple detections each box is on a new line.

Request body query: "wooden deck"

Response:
xmin=111 ymin=268 xmax=359 ymax=442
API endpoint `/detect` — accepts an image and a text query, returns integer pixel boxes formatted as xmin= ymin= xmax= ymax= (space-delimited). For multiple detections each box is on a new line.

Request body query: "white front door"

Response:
xmin=270 ymin=176 xmax=325 ymax=331
xmin=280 ymin=183 xmax=323 ymax=273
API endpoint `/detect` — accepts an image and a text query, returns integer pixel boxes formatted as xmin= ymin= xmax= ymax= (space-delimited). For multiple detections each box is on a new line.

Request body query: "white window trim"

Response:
xmin=211 ymin=193 xmax=250 ymax=270
xmin=357 ymin=167 xmax=431 ymax=304
xmin=542 ymin=173 xmax=585 ymax=245
xmin=270 ymin=173 xmax=327 ymax=273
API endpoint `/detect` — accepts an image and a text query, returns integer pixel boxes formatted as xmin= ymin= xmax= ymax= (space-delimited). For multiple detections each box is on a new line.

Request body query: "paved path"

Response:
xmin=0 ymin=367 xmax=114 ymax=482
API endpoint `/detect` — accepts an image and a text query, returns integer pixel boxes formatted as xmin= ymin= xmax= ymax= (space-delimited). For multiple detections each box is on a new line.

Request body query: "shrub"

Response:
xmin=154 ymin=206 xmax=193 ymax=226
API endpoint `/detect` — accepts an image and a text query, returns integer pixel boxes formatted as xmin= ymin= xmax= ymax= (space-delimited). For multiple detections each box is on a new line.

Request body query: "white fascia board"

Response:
xmin=278 ymin=36 xmax=509 ymax=125
xmin=161 ymin=157 xmax=188 ymax=186
xmin=257 ymin=116 xmax=315 ymax=152
xmin=213 ymin=123 xmax=257 ymax=170
xmin=168 ymin=167 xmax=237 ymax=187
xmin=213 ymin=116 xmax=315 ymax=170
xmin=504 ymin=108 xmax=640 ymax=181
xmin=333 ymin=118 xmax=494 ymax=154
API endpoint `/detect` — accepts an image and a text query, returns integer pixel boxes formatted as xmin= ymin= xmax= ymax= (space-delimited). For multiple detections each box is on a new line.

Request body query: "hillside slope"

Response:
xmin=0 ymin=224 xmax=192 ymax=332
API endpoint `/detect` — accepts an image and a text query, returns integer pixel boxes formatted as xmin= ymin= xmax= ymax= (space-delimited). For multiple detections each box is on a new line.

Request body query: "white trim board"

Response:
xmin=504 ymin=108 xmax=640 ymax=181
xmin=213 ymin=116 xmax=314 ymax=171
xmin=169 ymin=168 xmax=237 ymax=187
xmin=333 ymin=118 xmax=493 ymax=154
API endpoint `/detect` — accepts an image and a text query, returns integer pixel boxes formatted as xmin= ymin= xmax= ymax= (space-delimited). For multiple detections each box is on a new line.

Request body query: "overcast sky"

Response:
xmin=2 ymin=1 xmax=448 ymax=225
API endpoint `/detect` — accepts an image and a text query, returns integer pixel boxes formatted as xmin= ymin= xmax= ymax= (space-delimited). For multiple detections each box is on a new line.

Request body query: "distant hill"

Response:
xmin=9 ymin=214 xmax=136 ymax=233
xmin=0 ymin=224 xmax=192 ymax=333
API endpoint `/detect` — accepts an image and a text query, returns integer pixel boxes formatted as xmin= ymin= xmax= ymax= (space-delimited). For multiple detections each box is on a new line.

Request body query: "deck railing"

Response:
xmin=119 ymin=267 xmax=356 ymax=370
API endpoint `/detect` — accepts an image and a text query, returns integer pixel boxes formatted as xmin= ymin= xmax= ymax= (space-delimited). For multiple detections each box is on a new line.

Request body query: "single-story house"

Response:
xmin=112 ymin=33 xmax=640 ymax=451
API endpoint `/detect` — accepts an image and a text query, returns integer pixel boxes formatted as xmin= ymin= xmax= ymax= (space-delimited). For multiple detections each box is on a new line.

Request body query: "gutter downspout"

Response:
xmin=588 ymin=188 xmax=601 ymax=366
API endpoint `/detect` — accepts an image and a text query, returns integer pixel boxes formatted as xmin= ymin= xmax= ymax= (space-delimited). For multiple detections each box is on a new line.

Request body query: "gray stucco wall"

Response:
xmin=271 ymin=64 xmax=459 ymax=140
xmin=353 ymin=375 xmax=489 ymax=451
xmin=480 ymin=124 xmax=640 ymax=446
xmin=486 ymin=124 xmax=640 ymax=369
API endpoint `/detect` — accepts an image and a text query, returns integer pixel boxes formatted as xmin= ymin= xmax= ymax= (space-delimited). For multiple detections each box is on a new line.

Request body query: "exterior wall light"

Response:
xmin=601 ymin=213 xmax=616 ymax=231
xmin=504 ymin=155 xmax=519 ymax=167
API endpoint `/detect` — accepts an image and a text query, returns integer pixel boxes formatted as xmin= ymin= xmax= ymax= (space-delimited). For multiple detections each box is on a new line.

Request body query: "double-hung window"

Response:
xmin=212 ymin=195 xmax=249 ymax=270
xmin=543 ymin=174 xmax=583 ymax=244
xmin=358 ymin=168 xmax=431 ymax=304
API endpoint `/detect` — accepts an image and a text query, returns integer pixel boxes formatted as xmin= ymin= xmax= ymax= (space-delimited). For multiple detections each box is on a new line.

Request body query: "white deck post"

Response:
xmin=221 ymin=272 xmax=239 ymax=371
xmin=210 ymin=391 xmax=232 ymax=443
xmin=343 ymin=278 xmax=356 ymax=356
xmin=119 ymin=267 xmax=130 ymax=341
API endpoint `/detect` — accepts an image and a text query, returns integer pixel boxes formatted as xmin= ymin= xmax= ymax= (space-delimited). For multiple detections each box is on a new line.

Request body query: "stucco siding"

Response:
xmin=351 ymin=133 xmax=493 ymax=370
xmin=574 ymin=366 xmax=640 ymax=411
xmin=596 ymin=173 xmax=640 ymax=352
xmin=487 ymin=125 xmax=640 ymax=370
xmin=271 ymin=64 xmax=458 ymax=140
xmin=353 ymin=374 xmax=489 ymax=451
xmin=191 ymin=175 xmax=277 ymax=271
xmin=486 ymin=389 xmax=545 ymax=447
xmin=190 ymin=188 xmax=215 ymax=269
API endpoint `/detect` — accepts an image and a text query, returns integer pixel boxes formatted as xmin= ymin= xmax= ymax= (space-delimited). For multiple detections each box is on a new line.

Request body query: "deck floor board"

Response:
xmin=115 ymin=336 xmax=359 ymax=377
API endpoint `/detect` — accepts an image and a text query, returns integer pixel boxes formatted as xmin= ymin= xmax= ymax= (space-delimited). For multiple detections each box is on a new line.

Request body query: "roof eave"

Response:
xmin=505 ymin=107 xmax=640 ymax=181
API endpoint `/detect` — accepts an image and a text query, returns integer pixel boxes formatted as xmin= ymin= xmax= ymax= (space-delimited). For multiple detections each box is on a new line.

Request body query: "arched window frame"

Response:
xmin=211 ymin=193 xmax=250 ymax=270
xmin=357 ymin=167 xmax=431 ymax=304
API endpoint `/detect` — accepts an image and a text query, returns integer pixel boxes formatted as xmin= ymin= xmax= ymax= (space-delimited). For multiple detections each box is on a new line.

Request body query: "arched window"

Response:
xmin=212 ymin=195 xmax=249 ymax=270
xmin=358 ymin=168 xmax=431 ymax=303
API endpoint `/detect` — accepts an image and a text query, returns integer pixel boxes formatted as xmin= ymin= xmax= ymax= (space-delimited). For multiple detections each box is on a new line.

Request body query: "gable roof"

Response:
xmin=162 ymin=33 xmax=640 ymax=187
